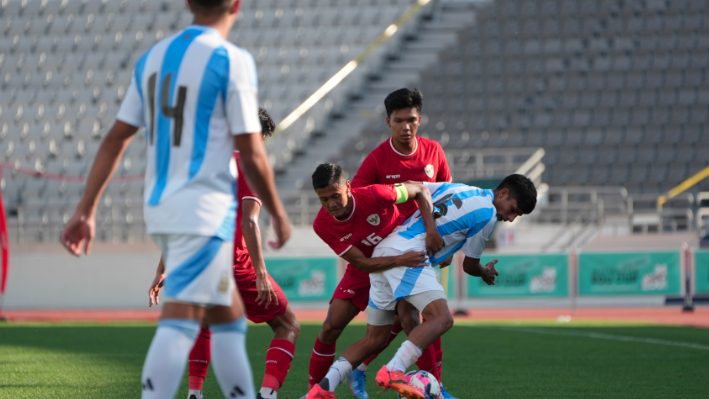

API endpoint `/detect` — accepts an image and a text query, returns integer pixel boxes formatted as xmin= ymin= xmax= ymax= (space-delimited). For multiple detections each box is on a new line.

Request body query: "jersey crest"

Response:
xmin=367 ymin=213 xmax=381 ymax=226
xmin=424 ymin=164 xmax=435 ymax=178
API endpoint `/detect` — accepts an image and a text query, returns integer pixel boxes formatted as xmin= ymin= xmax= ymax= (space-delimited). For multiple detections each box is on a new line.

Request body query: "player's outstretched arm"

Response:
xmin=341 ymin=246 xmax=426 ymax=273
xmin=61 ymin=121 xmax=138 ymax=256
xmin=241 ymin=198 xmax=278 ymax=307
xmin=462 ymin=257 xmax=498 ymax=285
xmin=233 ymin=133 xmax=291 ymax=249
xmin=401 ymin=182 xmax=444 ymax=255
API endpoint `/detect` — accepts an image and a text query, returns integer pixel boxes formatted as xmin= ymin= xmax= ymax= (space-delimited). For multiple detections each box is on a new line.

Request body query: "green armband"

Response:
xmin=394 ymin=183 xmax=409 ymax=204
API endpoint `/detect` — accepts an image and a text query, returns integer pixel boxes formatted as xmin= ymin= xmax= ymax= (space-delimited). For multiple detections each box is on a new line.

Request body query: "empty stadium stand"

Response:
xmin=0 ymin=0 xmax=417 ymax=242
xmin=1 ymin=0 xmax=707 ymax=245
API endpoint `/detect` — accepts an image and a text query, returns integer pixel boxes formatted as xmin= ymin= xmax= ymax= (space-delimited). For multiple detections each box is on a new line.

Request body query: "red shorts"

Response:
xmin=233 ymin=266 xmax=289 ymax=324
xmin=330 ymin=265 xmax=370 ymax=312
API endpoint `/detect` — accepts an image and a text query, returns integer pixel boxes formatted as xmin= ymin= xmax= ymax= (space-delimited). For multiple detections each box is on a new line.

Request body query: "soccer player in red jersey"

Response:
xmin=347 ymin=88 xmax=455 ymax=399
xmin=149 ymin=109 xmax=299 ymax=399
xmin=306 ymin=163 xmax=443 ymax=395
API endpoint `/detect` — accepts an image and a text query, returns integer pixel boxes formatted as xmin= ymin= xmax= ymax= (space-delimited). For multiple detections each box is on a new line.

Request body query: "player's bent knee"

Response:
xmin=439 ymin=312 xmax=454 ymax=333
xmin=320 ymin=321 xmax=345 ymax=342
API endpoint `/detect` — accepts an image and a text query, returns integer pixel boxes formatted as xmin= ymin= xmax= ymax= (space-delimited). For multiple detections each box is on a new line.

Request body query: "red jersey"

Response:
xmin=313 ymin=184 xmax=404 ymax=263
xmin=233 ymin=152 xmax=260 ymax=271
xmin=351 ymin=136 xmax=451 ymax=216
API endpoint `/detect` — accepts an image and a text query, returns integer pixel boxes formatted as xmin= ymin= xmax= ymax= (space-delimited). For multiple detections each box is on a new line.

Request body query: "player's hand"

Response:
xmin=148 ymin=272 xmax=165 ymax=307
xmin=439 ymin=255 xmax=454 ymax=269
xmin=255 ymin=272 xmax=278 ymax=308
xmin=425 ymin=231 xmax=444 ymax=256
xmin=397 ymin=251 xmax=427 ymax=267
xmin=481 ymin=260 xmax=498 ymax=285
xmin=268 ymin=213 xmax=292 ymax=250
xmin=60 ymin=213 xmax=95 ymax=256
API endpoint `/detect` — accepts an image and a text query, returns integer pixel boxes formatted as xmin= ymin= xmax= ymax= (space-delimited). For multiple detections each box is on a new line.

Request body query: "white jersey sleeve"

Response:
xmin=226 ymin=48 xmax=260 ymax=135
xmin=116 ymin=75 xmax=144 ymax=128
xmin=461 ymin=218 xmax=497 ymax=259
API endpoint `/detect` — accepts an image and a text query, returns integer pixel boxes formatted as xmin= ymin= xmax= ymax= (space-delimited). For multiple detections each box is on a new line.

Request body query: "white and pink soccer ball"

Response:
xmin=398 ymin=370 xmax=442 ymax=399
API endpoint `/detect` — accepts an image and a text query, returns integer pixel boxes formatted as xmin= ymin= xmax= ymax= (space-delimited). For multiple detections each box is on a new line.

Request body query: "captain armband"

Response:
xmin=394 ymin=183 xmax=409 ymax=204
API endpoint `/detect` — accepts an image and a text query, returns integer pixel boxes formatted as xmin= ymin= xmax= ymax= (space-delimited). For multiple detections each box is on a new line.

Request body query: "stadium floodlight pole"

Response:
xmin=274 ymin=0 xmax=432 ymax=134
xmin=657 ymin=165 xmax=709 ymax=208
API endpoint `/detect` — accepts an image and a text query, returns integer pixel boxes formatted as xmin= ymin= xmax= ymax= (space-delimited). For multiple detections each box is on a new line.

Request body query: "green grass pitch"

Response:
xmin=1 ymin=321 xmax=709 ymax=398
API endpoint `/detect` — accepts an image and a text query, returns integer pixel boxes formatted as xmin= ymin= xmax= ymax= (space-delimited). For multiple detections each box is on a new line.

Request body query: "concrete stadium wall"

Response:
xmin=3 ymin=242 xmax=161 ymax=309
xmin=2 ymin=227 xmax=332 ymax=309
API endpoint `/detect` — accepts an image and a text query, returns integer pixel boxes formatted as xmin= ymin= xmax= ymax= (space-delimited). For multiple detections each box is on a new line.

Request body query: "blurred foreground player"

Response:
xmin=149 ymin=109 xmax=299 ymax=399
xmin=61 ymin=1 xmax=291 ymax=398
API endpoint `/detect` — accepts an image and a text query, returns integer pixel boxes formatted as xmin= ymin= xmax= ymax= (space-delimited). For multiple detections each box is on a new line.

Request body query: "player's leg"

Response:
xmin=260 ymin=306 xmax=300 ymax=398
xmin=309 ymin=268 xmax=369 ymax=389
xmin=349 ymin=303 xmax=412 ymax=398
xmin=187 ymin=326 xmax=211 ymax=399
xmin=387 ymin=294 xmax=452 ymax=373
xmin=141 ymin=302 xmax=204 ymax=399
xmin=141 ymin=234 xmax=236 ymax=399
xmin=308 ymin=297 xmax=360 ymax=388
xmin=235 ymin=269 xmax=298 ymax=398
xmin=375 ymin=293 xmax=450 ymax=399
xmin=206 ymin=289 xmax=255 ymax=399
xmin=310 ymin=325 xmax=393 ymax=397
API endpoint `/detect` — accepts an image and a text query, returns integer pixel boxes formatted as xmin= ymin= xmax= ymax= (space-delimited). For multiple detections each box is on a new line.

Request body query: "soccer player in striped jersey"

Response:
xmin=308 ymin=175 xmax=536 ymax=399
xmin=348 ymin=88 xmax=453 ymax=399
xmin=61 ymin=2 xmax=291 ymax=398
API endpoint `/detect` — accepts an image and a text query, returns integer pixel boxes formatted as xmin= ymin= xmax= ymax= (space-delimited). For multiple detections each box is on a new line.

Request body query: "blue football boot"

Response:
xmin=348 ymin=368 xmax=370 ymax=399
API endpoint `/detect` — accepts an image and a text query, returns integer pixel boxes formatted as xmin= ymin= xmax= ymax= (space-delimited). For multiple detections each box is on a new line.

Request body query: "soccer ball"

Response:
xmin=398 ymin=370 xmax=442 ymax=399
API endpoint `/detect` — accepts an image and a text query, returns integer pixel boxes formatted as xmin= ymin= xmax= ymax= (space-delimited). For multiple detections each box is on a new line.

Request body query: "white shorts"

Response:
xmin=368 ymin=246 xmax=445 ymax=313
xmin=152 ymin=234 xmax=235 ymax=307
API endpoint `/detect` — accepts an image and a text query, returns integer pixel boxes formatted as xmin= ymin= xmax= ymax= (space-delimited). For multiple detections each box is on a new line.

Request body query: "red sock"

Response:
xmin=434 ymin=336 xmax=444 ymax=382
xmin=417 ymin=337 xmax=442 ymax=381
xmin=362 ymin=323 xmax=403 ymax=366
xmin=188 ymin=327 xmax=211 ymax=390
xmin=261 ymin=339 xmax=296 ymax=390
xmin=308 ymin=337 xmax=336 ymax=388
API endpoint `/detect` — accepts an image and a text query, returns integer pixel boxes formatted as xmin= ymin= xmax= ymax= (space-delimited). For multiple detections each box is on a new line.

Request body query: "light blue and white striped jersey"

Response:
xmin=117 ymin=25 xmax=261 ymax=239
xmin=377 ymin=182 xmax=498 ymax=263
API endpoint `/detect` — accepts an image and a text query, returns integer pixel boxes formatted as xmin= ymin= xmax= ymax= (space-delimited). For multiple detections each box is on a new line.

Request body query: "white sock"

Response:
xmin=210 ymin=317 xmax=255 ymax=398
xmin=357 ymin=363 xmax=368 ymax=372
xmin=141 ymin=320 xmax=199 ymax=399
xmin=187 ymin=389 xmax=203 ymax=399
xmin=259 ymin=387 xmax=277 ymax=398
xmin=323 ymin=357 xmax=353 ymax=392
xmin=386 ymin=340 xmax=422 ymax=372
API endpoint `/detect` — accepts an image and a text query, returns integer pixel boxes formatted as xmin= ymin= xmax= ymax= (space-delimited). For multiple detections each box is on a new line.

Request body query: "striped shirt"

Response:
xmin=117 ymin=25 xmax=261 ymax=238
xmin=378 ymin=182 xmax=498 ymax=263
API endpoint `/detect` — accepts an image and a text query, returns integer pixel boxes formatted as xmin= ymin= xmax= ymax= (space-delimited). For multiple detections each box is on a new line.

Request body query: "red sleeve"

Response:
xmin=313 ymin=213 xmax=352 ymax=256
xmin=236 ymin=157 xmax=261 ymax=204
xmin=435 ymin=143 xmax=452 ymax=182
xmin=363 ymin=184 xmax=398 ymax=209
xmin=351 ymin=152 xmax=379 ymax=187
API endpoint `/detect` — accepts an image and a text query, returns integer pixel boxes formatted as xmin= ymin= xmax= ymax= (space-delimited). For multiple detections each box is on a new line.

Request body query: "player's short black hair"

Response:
xmin=258 ymin=108 xmax=275 ymax=138
xmin=384 ymin=88 xmax=423 ymax=117
xmin=496 ymin=174 xmax=537 ymax=214
xmin=190 ymin=0 xmax=233 ymax=14
xmin=312 ymin=163 xmax=346 ymax=190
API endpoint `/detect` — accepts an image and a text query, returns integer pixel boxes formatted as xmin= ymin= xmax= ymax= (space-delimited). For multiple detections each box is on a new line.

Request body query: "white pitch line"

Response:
xmin=487 ymin=327 xmax=709 ymax=351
